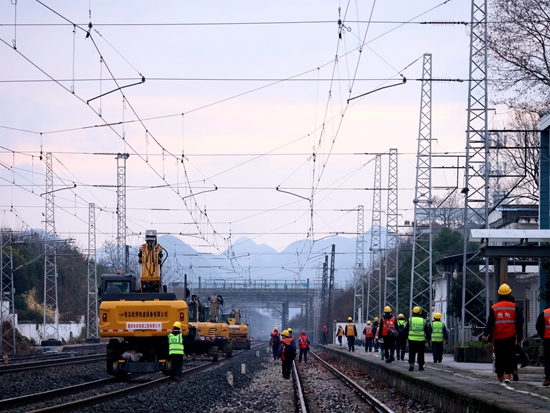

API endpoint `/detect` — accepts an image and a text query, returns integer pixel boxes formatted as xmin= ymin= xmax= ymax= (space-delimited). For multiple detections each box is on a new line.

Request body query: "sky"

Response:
xmin=0 ymin=1 xmax=510 ymax=283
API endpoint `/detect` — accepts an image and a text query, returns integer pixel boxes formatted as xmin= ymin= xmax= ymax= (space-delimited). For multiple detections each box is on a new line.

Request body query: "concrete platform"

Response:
xmin=322 ymin=344 xmax=550 ymax=413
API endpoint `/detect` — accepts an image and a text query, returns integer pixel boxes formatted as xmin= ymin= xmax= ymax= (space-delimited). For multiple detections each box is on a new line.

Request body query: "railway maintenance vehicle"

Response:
xmin=221 ymin=308 xmax=250 ymax=350
xmin=99 ymin=230 xmax=199 ymax=378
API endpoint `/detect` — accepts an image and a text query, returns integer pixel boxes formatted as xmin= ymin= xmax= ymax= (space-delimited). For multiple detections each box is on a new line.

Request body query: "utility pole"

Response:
xmin=43 ymin=153 xmax=59 ymax=343
xmin=462 ymin=0 xmax=490 ymax=342
xmin=326 ymin=244 xmax=335 ymax=341
xmin=367 ymin=155 xmax=382 ymax=321
xmin=353 ymin=205 xmax=365 ymax=323
xmin=87 ymin=203 xmax=98 ymax=341
xmin=116 ymin=153 xmax=129 ymax=272
xmin=1 ymin=229 xmax=16 ymax=354
xmin=385 ymin=148 xmax=399 ymax=314
xmin=410 ymin=53 xmax=433 ymax=316
xmin=320 ymin=255 xmax=328 ymax=340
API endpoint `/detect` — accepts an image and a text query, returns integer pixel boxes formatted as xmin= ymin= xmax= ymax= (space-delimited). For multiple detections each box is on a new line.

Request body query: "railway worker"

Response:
xmin=298 ymin=330 xmax=310 ymax=363
xmin=406 ymin=306 xmax=429 ymax=371
xmin=482 ymin=283 xmax=524 ymax=384
xmin=536 ymin=304 xmax=550 ymax=386
xmin=396 ymin=314 xmax=407 ymax=361
xmin=344 ymin=317 xmax=357 ymax=352
xmin=270 ymin=327 xmax=281 ymax=360
xmin=429 ymin=312 xmax=448 ymax=364
xmin=322 ymin=325 xmax=329 ymax=345
xmin=280 ymin=329 xmax=297 ymax=379
xmin=380 ymin=306 xmax=397 ymax=363
xmin=288 ymin=327 xmax=295 ymax=342
xmin=168 ymin=321 xmax=184 ymax=380
xmin=363 ymin=320 xmax=374 ymax=352
xmin=337 ymin=324 xmax=344 ymax=346
xmin=372 ymin=317 xmax=380 ymax=352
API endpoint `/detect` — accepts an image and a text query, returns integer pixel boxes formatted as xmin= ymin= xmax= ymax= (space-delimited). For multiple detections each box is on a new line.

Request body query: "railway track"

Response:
xmin=4 ymin=344 xmax=263 ymax=413
xmin=293 ymin=350 xmax=395 ymax=413
xmin=0 ymin=354 xmax=105 ymax=375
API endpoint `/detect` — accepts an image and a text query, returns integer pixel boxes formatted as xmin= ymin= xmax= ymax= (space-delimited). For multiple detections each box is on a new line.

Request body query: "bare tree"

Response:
xmin=488 ymin=0 xmax=550 ymax=108
xmin=433 ymin=190 xmax=463 ymax=229
xmin=492 ymin=108 xmax=539 ymax=204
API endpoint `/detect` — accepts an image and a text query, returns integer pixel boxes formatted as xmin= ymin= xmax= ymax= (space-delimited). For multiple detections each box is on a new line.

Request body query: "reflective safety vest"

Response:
xmin=299 ymin=335 xmax=309 ymax=349
xmin=270 ymin=331 xmax=280 ymax=345
xmin=397 ymin=319 xmax=406 ymax=333
xmin=346 ymin=323 xmax=355 ymax=337
xmin=544 ymin=309 xmax=550 ymax=339
xmin=364 ymin=325 xmax=373 ymax=338
xmin=168 ymin=332 xmax=184 ymax=355
xmin=408 ymin=317 xmax=426 ymax=341
xmin=337 ymin=327 xmax=344 ymax=337
xmin=381 ymin=316 xmax=396 ymax=337
xmin=492 ymin=301 xmax=516 ymax=340
xmin=281 ymin=337 xmax=294 ymax=361
xmin=431 ymin=321 xmax=444 ymax=342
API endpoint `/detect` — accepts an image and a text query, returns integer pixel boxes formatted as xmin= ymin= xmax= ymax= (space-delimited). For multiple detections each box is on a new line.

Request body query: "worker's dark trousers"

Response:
xmin=299 ymin=348 xmax=308 ymax=363
xmin=365 ymin=337 xmax=373 ymax=352
xmin=396 ymin=338 xmax=406 ymax=360
xmin=494 ymin=336 xmax=517 ymax=376
xmin=408 ymin=340 xmax=425 ymax=367
xmin=170 ymin=354 xmax=183 ymax=378
xmin=544 ymin=338 xmax=550 ymax=379
xmin=347 ymin=336 xmax=355 ymax=351
xmin=338 ymin=336 xmax=342 ymax=346
xmin=272 ymin=344 xmax=280 ymax=360
xmin=432 ymin=341 xmax=444 ymax=362
xmin=281 ymin=359 xmax=292 ymax=379
xmin=383 ymin=335 xmax=395 ymax=360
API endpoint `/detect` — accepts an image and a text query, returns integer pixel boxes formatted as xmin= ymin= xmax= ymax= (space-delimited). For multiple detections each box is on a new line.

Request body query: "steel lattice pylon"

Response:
xmin=1 ymin=229 xmax=16 ymax=354
xmin=43 ymin=153 xmax=59 ymax=341
xmin=461 ymin=0 xmax=490 ymax=342
xmin=367 ymin=155 xmax=382 ymax=320
xmin=410 ymin=54 xmax=433 ymax=315
xmin=116 ymin=153 xmax=129 ymax=272
xmin=87 ymin=203 xmax=98 ymax=340
xmin=384 ymin=149 xmax=399 ymax=314
xmin=353 ymin=205 xmax=365 ymax=323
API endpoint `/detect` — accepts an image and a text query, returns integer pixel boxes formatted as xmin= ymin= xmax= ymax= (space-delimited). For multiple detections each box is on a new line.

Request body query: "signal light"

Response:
xmin=102 ymin=313 xmax=107 ymax=322
xmin=180 ymin=313 xmax=184 ymax=321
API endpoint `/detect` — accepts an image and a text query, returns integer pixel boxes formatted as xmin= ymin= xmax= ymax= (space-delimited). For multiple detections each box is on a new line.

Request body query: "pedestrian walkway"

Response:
xmin=323 ymin=344 xmax=549 ymax=413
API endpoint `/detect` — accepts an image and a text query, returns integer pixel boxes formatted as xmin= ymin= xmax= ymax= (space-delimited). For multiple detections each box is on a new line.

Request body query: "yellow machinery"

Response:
xmin=99 ymin=230 xmax=198 ymax=377
xmin=207 ymin=295 xmax=233 ymax=357
xmin=221 ymin=309 xmax=250 ymax=350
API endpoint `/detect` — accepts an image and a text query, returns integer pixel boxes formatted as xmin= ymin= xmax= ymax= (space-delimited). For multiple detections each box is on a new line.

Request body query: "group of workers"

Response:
xmin=339 ymin=306 xmax=446 ymax=371
xmin=270 ymin=326 xmax=310 ymax=379
xmin=329 ymin=282 xmax=549 ymax=387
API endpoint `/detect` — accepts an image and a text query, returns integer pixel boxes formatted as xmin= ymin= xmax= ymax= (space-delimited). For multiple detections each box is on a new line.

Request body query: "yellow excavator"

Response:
xmin=98 ymin=230 xmax=199 ymax=378
xmin=221 ymin=308 xmax=250 ymax=350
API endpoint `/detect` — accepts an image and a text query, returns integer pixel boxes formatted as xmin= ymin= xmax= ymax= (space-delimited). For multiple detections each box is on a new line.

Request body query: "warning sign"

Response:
xmin=126 ymin=322 xmax=162 ymax=330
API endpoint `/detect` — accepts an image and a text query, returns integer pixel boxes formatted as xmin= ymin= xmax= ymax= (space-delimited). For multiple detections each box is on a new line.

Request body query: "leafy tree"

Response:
xmin=488 ymin=0 xmax=550 ymax=109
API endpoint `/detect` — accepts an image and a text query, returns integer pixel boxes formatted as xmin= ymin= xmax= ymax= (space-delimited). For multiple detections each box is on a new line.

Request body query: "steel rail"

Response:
xmin=292 ymin=360 xmax=308 ymax=413
xmin=0 ymin=354 xmax=105 ymax=375
xmin=25 ymin=344 xmax=266 ymax=413
xmin=309 ymin=351 xmax=396 ymax=413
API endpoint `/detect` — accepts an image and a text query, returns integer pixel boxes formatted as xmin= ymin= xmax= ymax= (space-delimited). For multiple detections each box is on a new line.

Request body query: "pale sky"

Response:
xmin=0 ymin=1 xmax=508 ymax=278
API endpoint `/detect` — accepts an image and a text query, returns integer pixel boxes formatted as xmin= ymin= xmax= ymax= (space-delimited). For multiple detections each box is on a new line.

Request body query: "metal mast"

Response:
xmin=116 ymin=153 xmax=129 ymax=272
xmin=410 ymin=53 xmax=433 ymax=315
xmin=353 ymin=205 xmax=365 ymax=323
xmin=384 ymin=148 xmax=399 ymax=313
xmin=43 ymin=152 xmax=59 ymax=342
xmin=87 ymin=203 xmax=98 ymax=340
xmin=367 ymin=155 xmax=382 ymax=320
xmin=326 ymin=244 xmax=336 ymax=339
xmin=461 ymin=0 xmax=490 ymax=341
xmin=1 ymin=229 xmax=16 ymax=354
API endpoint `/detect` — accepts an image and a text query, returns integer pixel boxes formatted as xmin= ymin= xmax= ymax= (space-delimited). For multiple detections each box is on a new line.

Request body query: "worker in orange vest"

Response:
xmin=536 ymin=304 xmax=550 ymax=386
xmin=363 ymin=320 xmax=374 ymax=352
xmin=270 ymin=327 xmax=281 ymax=360
xmin=298 ymin=330 xmax=310 ymax=363
xmin=482 ymin=283 xmax=524 ymax=384
xmin=279 ymin=329 xmax=296 ymax=379
xmin=344 ymin=316 xmax=357 ymax=352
